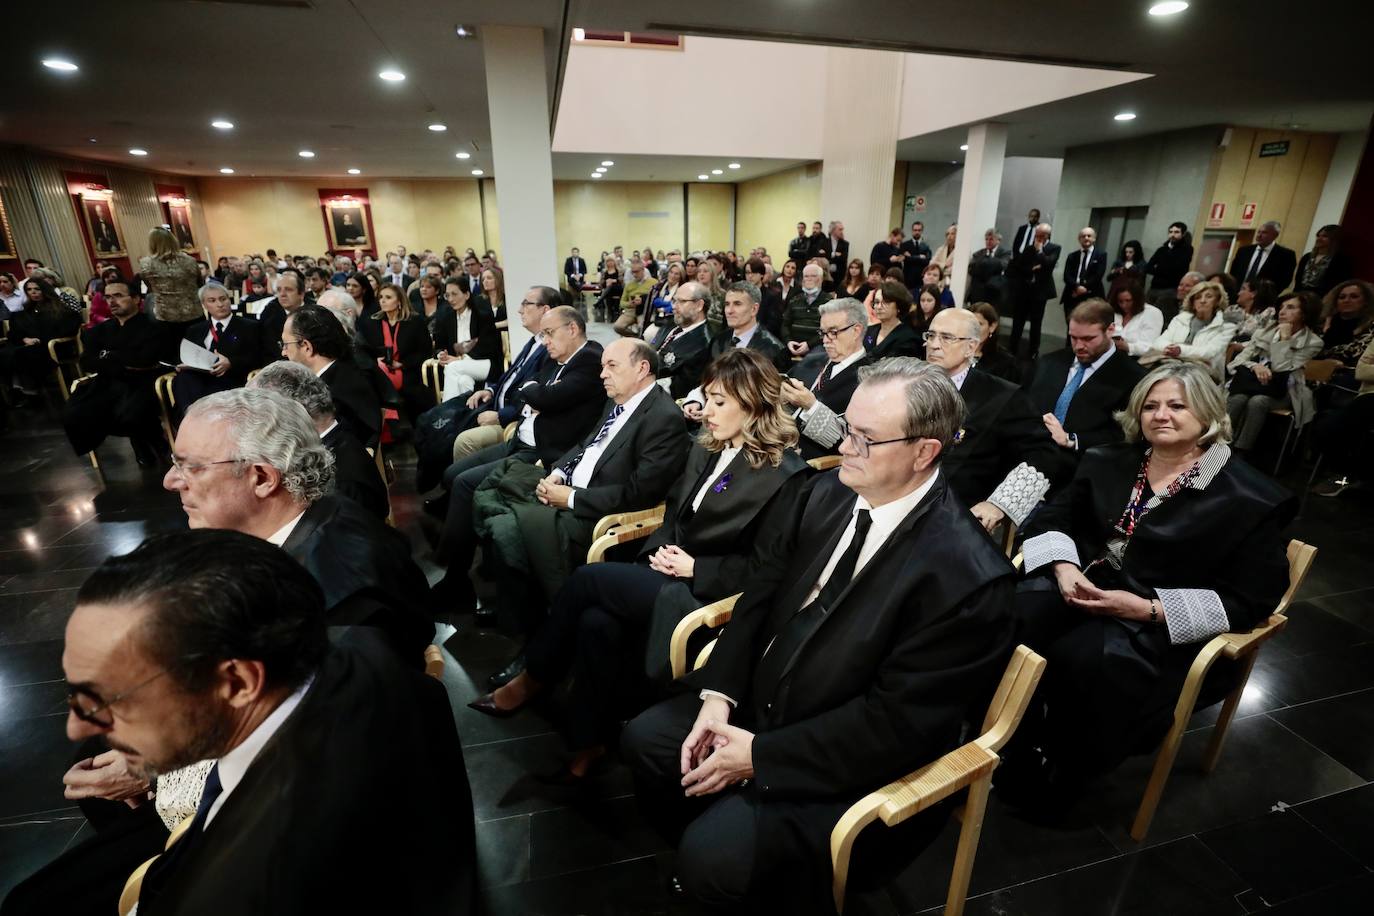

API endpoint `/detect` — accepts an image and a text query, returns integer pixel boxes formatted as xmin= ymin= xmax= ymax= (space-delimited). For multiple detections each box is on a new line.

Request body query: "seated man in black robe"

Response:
xmin=11 ymin=529 xmax=474 ymax=916
xmin=248 ymin=361 xmax=389 ymax=520
xmin=62 ymin=277 xmax=166 ymax=464
xmin=163 ymin=388 xmax=432 ymax=661
xmin=171 ymin=281 xmax=262 ymax=417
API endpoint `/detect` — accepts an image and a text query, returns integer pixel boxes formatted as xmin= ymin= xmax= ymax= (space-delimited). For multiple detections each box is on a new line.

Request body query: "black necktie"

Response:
xmin=1246 ymin=248 xmax=1264 ymax=282
xmin=811 ymin=362 xmax=835 ymax=393
xmin=752 ymin=510 xmax=873 ymax=704
xmin=139 ymin=764 xmax=222 ymax=904
xmin=730 ymin=336 xmax=740 ymax=348
xmin=209 ymin=321 xmax=224 ymax=352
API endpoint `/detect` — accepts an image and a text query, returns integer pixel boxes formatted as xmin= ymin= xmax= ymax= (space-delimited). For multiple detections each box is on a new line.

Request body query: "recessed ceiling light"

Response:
xmin=1148 ymin=1 xmax=1189 ymax=16
xmin=42 ymin=58 xmax=78 ymax=72
xmin=573 ymin=28 xmax=586 ymax=41
xmin=455 ymin=151 xmax=471 ymax=160
xmin=128 ymin=148 xmax=148 ymax=156
xmin=711 ymin=169 xmax=723 ymax=175
xmin=698 ymin=174 xmax=709 ymax=180
xmin=299 ymin=150 xmax=316 ymax=158
xmin=471 ymin=169 xmax=484 ymax=176
xmin=378 ymin=69 xmax=406 ymax=82
xmin=211 ymin=119 xmax=234 ymax=130
xmin=454 ymin=25 xmax=476 ymax=38
xmin=601 ymin=160 xmax=614 ymax=166
xmin=347 ymin=168 xmax=362 ymax=175
xmin=428 ymin=123 xmax=447 ymax=132
xmin=1114 ymin=112 xmax=1137 ymax=121
xmin=595 ymin=167 xmax=607 ymax=173
xmin=727 ymin=162 xmax=741 ymax=169
xmin=960 ymin=144 xmax=969 ymax=151
xmin=591 ymin=173 xmax=602 ymax=179
xmin=219 ymin=167 xmax=235 ymax=174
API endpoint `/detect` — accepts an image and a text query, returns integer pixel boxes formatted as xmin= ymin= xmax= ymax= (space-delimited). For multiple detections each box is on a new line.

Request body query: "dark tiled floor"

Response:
xmin=1 ymin=349 xmax=1372 ymax=915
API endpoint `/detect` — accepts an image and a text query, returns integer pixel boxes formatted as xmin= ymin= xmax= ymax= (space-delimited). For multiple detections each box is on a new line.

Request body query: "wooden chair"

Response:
xmin=48 ymin=334 xmax=82 ymax=400
xmin=421 ymin=357 xmax=443 ymax=404
xmin=1129 ymin=539 xmax=1317 ymax=842
xmin=501 ymin=420 xmax=518 ymax=443
xmin=668 ymin=592 xmax=741 ymax=679
xmin=830 ymin=646 xmax=1046 ymax=915
xmin=586 ymin=504 xmax=666 ymax=564
xmin=153 ymin=372 xmax=178 ymax=449
xmin=1267 ymin=358 xmax=1341 ymax=474
xmin=807 ymin=454 xmax=843 ymax=471
xmin=423 ymin=644 xmax=445 ymax=679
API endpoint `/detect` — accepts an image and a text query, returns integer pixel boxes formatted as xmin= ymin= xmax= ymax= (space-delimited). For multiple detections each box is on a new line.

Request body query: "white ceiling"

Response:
xmin=5 ymin=0 xmax=1371 ymax=181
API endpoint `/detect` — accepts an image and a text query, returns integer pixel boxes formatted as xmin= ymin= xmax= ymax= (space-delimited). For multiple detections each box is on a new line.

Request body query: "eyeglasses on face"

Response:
xmin=836 ymin=417 xmax=919 ymax=459
xmin=921 ymin=330 xmax=976 ymax=345
xmin=819 ymin=323 xmax=858 ymax=341
xmin=67 ymin=668 xmax=173 ymax=727
xmin=168 ymin=455 xmax=244 ymax=479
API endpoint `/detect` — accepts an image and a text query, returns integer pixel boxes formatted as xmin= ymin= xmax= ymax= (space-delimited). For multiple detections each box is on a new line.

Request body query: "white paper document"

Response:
xmin=180 ymin=339 xmax=220 ymax=372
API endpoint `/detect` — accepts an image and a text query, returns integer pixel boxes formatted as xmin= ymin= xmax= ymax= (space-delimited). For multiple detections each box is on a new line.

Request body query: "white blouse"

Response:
xmin=1114 ymin=304 xmax=1165 ymax=357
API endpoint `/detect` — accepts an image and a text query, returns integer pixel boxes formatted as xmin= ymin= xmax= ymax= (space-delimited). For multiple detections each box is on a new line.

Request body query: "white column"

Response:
xmin=949 ymin=123 xmax=1008 ymax=305
xmin=819 ymin=47 xmax=904 ymax=271
xmin=482 ymin=25 xmax=557 ymax=352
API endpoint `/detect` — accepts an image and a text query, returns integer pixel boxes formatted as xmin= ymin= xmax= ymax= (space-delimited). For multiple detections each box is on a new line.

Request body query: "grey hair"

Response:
xmin=801 ymin=263 xmax=824 ymax=279
xmin=984 ymin=228 xmax=1001 ymax=240
xmin=678 ymin=281 xmax=709 ymax=303
xmin=1036 ymin=222 xmax=1053 ymax=235
xmin=856 ymin=357 xmax=965 ymax=461
xmin=1182 ymin=270 xmax=1207 ymax=284
xmin=820 ymin=297 xmax=868 ymax=329
xmin=184 ymin=389 xmax=335 ymax=503
xmin=247 ymin=361 xmax=335 ymax=424
xmin=198 ymin=281 xmax=232 ymax=303
xmin=315 ymin=288 xmax=358 ymax=337
xmin=940 ymin=307 xmax=983 ymax=341
xmin=725 ymin=280 xmax=761 ymax=306
xmin=1116 ymin=360 xmax=1232 ymax=446
xmin=1260 ymin=219 xmax=1282 ymax=232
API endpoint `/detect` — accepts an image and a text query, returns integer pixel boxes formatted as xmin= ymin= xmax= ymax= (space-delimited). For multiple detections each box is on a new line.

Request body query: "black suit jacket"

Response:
xmin=1145 ymin=241 xmax=1193 ymax=291
xmin=1008 ymin=242 xmax=1062 ymax=301
xmin=900 ymin=238 xmax=933 ymax=288
xmin=1060 ymin=247 xmax=1108 ymax=306
xmin=255 ymin=299 xmax=288 ymax=364
xmin=706 ymin=326 xmax=790 ymax=373
xmin=827 ymin=238 xmax=849 ymax=272
xmin=968 ymin=246 xmax=1012 ymax=305
xmin=279 ymin=495 xmax=434 ymax=662
xmin=356 ymin=316 xmax=431 ymax=388
xmin=1011 ymin=223 xmax=1038 ymax=256
xmin=653 ymin=322 xmax=712 ymax=399
xmin=182 ymin=316 xmax=262 ymax=386
xmin=684 ymin=471 xmax=1015 ymax=801
xmin=862 ymin=322 xmax=923 ymax=360
xmin=945 ymin=368 xmax=1071 ymax=508
xmin=788 ymin=353 xmax=871 ymax=460
xmin=321 ymin=424 xmax=389 ymax=520
xmin=484 ymin=337 xmax=548 ymax=426
xmin=554 ymin=384 xmax=690 ymax=523
xmin=640 ymin=445 xmax=809 ymax=602
xmin=1026 ymin=348 xmax=1146 ymax=451
xmin=563 ymin=256 xmax=588 ymax=286
xmin=319 ymin=357 xmax=381 ymax=447
xmin=758 ymin=287 xmax=785 ymax=338
xmin=136 ymin=634 xmax=475 ymax=916
xmin=519 ymin=340 xmax=606 ymax=468
xmin=1229 ymin=243 xmax=1298 ymax=292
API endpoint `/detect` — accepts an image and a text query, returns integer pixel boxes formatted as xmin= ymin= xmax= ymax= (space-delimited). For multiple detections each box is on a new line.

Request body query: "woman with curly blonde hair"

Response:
xmin=470 ymin=347 xmax=810 ymax=783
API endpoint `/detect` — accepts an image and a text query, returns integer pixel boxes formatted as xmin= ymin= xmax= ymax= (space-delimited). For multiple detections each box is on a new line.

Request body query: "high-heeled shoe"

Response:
xmin=466 ymin=693 xmax=522 ymax=719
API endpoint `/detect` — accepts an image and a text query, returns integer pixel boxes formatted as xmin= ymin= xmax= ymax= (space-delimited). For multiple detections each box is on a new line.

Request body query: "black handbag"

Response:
xmin=1230 ymin=364 xmax=1288 ymax=398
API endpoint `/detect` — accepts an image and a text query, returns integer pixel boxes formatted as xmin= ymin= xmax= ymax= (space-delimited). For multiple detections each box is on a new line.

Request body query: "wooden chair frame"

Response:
xmin=829 ymin=646 xmax=1046 ymax=914
xmin=69 ymin=376 xmax=101 ymax=470
xmin=586 ymin=505 xmax=666 ymax=564
xmin=48 ymin=335 xmax=82 ymax=401
xmin=153 ymin=372 xmax=178 ymax=450
xmin=1129 ymin=539 xmax=1316 ymax=842
xmin=807 ymin=454 xmax=843 ymax=471
xmin=423 ymin=644 xmax=445 ymax=679
xmin=421 ymin=357 xmax=443 ymax=404
xmin=1266 ymin=359 xmax=1340 ymax=475
xmin=666 ymin=600 xmax=1046 ymax=915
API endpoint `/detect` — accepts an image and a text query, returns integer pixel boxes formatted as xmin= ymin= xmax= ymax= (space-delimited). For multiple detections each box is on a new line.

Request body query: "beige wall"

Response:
xmin=197 ymin=177 xmax=486 ymax=259
xmin=553 ymin=180 xmax=685 ymax=264
xmin=735 ymin=164 xmax=823 ymax=261
xmin=687 ymin=183 xmax=734 ymax=253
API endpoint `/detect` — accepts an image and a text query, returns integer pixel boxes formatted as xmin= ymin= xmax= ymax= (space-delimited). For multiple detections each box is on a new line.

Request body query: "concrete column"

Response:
xmin=482 ymin=25 xmax=557 ymax=352
xmin=949 ymin=123 xmax=1008 ymax=305
xmin=819 ymin=47 xmax=904 ymax=272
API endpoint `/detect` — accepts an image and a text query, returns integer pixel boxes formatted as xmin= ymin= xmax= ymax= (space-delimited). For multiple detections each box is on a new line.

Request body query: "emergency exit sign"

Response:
xmin=1259 ymin=140 xmax=1290 ymax=158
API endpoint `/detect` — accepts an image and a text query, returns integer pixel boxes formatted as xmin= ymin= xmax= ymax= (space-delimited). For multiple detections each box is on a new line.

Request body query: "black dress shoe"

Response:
xmin=467 ymin=693 xmax=521 ymax=719
xmin=422 ymin=492 xmax=450 ymax=519
xmin=486 ymin=653 xmax=526 ymax=690
xmin=666 ymin=875 xmax=687 ymax=898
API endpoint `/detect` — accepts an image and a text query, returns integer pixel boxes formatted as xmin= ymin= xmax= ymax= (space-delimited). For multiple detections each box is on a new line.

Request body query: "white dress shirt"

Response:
xmin=517 ymin=341 xmax=588 ymax=447
xmin=265 ymin=511 xmax=306 ymax=546
xmin=203 ymin=314 xmax=233 ymax=350
xmin=1065 ymin=345 xmax=1115 ymax=387
xmin=204 ymin=676 xmax=314 ymax=827
xmin=691 ymin=447 xmax=741 ymax=512
xmin=453 ymin=308 xmax=473 ymax=344
xmin=566 ymin=382 xmax=655 ymax=497
xmin=799 ymin=348 xmax=867 ymax=420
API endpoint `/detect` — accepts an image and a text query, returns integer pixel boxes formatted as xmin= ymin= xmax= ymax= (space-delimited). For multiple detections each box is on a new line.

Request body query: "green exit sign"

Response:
xmin=1259 ymin=140 xmax=1290 ymax=158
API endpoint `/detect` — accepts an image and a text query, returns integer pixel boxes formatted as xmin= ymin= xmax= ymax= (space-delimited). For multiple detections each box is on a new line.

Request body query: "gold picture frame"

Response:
xmin=0 ymin=191 xmax=15 ymax=260
xmin=81 ymin=194 xmax=127 ymax=257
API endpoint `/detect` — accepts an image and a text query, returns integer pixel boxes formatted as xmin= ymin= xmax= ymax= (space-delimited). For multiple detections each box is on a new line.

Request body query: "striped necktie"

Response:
xmin=560 ymin=404 xmax=624 ymax=478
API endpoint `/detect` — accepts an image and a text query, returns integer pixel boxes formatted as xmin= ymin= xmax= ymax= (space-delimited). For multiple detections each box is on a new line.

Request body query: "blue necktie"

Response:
xmin=140 ymin=763 xmax=223 ymax=902
xmin=1054 ymin=363 xmax=1087 ymax=424
xmin=560 ymin=404 xmax=624 ymax=478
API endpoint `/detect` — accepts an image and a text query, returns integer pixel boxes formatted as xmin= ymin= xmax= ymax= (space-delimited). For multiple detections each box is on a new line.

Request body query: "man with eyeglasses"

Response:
xmin=783 ymin=264 xmax=834 ymax=357
xmin=20 ymin=529 xmax=473 ymax=915
xmin=622 ymin=358 xmax=1015 ymax=911
xmin=255 ymin=269 xmax=306 ymax=362
xmin=431 ymin=305 xmax=604 ymax=615
xmin=650 ymin=281 xmax=712 ymax=399
xmin=61 ymin=277 xmax=167 ymax=466
xmin=922 ymin=308 xmax=1071 ymax=533
xmin=280 ymin=304 xmax=381 ymax=448
xmin=779 ymin=298 xmax=871 ymax=460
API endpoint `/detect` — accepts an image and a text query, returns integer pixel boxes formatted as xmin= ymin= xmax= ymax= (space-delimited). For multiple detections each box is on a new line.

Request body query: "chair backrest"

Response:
xmin=1303 ymin=359 xmax=1342 ymax=385
xmin=808 ymin=455 xmax=843 ymax=471
xmin=975 ymin=645 xmax=1047 ymax=754
xmin=1276 ymin=539 xmax=1317 ymax=617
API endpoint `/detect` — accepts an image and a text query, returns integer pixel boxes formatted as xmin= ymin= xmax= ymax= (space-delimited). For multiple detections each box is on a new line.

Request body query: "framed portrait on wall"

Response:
xmin=167 ymin=201 xmax=196 ymax=251
xmin=0 ymin=192 xmax=16 ymax=261
xmin=325 ymin=199 xmax=370 ymax=249
xmin=81 ymin=194 xmax=127 ymax=257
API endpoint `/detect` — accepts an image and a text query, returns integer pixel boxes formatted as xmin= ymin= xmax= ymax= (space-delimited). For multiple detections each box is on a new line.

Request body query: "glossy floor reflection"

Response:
xmin=1 ymin=356 xmax=1372 ymax=914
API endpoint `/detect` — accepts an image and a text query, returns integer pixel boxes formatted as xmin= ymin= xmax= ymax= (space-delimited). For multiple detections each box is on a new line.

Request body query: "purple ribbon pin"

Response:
xmin=712 ymin=473 xmax=733 ymax=494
